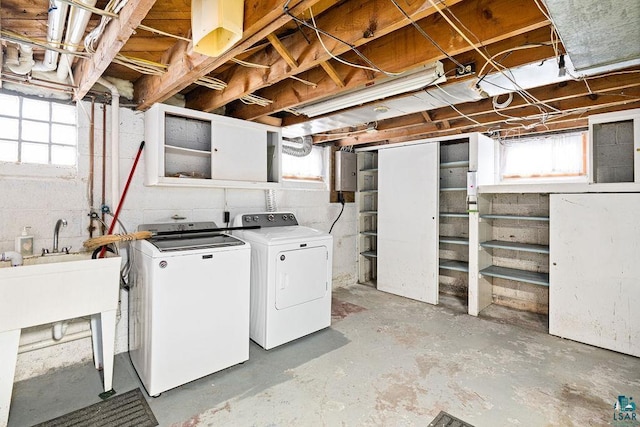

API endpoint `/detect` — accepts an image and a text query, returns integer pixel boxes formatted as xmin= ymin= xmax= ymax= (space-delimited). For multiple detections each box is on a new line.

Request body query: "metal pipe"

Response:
xmin=97 ymin=78 xmax=120 ymax=233
xmin=19 ymin=329 xmax=92 ymax=354
xmin=32 ymin=0 xmax=70 ymax=71
xmin=57 ymin=0 xmax=98 ymax=81
xmin=89 ymin=97 xmax=95 ymax=237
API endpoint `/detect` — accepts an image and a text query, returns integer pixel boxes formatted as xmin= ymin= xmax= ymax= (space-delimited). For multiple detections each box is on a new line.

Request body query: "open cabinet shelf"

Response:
xmin=357 ymin=150 xmax=379 ymax=287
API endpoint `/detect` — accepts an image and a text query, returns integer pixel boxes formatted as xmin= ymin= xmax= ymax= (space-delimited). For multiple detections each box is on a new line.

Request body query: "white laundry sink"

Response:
xmin=0 ymin=252 xmax=121 ymax=333
xmin=0 ymin=252 xmax=121 ymax=427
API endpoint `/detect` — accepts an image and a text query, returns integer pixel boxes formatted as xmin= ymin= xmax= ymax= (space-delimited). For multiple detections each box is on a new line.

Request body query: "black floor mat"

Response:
xmin=32 ymin=388 xmax=158 ymax=427
xmin=428 ymin=411 xmax=475 ymax=427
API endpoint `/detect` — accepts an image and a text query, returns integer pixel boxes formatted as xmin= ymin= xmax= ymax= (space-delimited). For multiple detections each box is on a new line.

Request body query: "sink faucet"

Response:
xmin=53 ymin=219 xmax=67 ymax=253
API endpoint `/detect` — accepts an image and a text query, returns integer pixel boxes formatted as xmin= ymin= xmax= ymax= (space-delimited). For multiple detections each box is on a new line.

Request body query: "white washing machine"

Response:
xmin=130 ymin=221 xmax=250 ymax=396
xmin=233 ymin=212 xmax=333 ymax=350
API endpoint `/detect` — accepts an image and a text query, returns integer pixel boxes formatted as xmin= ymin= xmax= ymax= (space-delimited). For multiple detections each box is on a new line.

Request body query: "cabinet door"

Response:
xmin=377 ymin=143 xmax=439 ymax=303
xmin=211 ymin=123 xmax=267 ymax=181
xmin=549 ymin=193 xmax=640 ymax=357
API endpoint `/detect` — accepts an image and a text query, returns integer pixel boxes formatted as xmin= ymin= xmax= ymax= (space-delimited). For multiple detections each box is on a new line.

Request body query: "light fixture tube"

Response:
xmin=297 ymin=61 xmax=446 ymax=117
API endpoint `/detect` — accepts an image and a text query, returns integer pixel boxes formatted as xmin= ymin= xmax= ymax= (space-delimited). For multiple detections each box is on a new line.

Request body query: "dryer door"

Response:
xmin=275 ymin=246 xmax=328 ymax=310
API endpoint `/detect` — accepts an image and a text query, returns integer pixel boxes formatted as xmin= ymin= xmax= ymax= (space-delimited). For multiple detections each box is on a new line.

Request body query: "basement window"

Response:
xmin=0 ymin=94 xmax=77 ymax=166
xmin=500 ymin=131 xmax=588 ymax=182
xmin=281 ymin=145 xmax=328 ymax=188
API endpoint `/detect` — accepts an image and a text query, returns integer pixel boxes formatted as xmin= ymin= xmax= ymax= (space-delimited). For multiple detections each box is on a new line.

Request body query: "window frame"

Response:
xmin=0 ymin=93 xmax=78 ymax=170
xmin=499 ymin=130 xmax=589 ymax=184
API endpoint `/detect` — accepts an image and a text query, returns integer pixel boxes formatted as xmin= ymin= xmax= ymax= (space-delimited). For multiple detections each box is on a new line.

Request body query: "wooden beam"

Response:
xmin=73 ymin=0 xmax=157 ymax=99
xmin=134 ymin=0 xmax=329 ymax=110
xmin=186 ymin=0 xmax=465 ymax=112
xmin=266 ymin=33 xmax=298 ymax=69
xmin=333 ymin=87 xmax=640 ymax=146
xmin=320 ymin=61 xmax=345 ymax=88
xmin=229 ymin=0 xmax=550 ymax=120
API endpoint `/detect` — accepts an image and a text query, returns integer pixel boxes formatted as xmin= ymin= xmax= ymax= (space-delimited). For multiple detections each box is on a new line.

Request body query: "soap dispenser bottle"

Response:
xmin=15 ymin=226 xmax=34 ymax=256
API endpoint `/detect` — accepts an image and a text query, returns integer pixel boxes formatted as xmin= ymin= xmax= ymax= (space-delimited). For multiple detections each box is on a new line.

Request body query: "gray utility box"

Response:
xmin=335 ymin=151 xmax=357 ymax=192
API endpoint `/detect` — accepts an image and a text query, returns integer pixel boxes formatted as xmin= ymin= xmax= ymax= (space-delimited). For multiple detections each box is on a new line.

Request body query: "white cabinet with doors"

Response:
xmin=145 ymin=103 xmax=281 ymax=188
xmin=549 ymin=193 xmax=640 ymax=357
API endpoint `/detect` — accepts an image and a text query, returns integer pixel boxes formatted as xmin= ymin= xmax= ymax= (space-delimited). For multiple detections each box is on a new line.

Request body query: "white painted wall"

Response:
xmin=0 ymin=101 xmax=357 ymax=381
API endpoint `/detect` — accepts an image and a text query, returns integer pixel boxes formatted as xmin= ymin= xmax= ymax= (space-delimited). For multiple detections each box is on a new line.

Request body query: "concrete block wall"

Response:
xmin=593 ymin=120 xmax=634 ymax=183
xmin=488 ymin=193 xmax=549 ymax=314
xmin=1 ymin=101 xmax=357 ymax=381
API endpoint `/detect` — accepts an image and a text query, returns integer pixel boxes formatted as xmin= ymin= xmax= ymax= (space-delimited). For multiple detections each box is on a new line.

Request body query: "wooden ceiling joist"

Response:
xmin=185 ymin=0 xmax=465 ymax=112
xmin=320 ymin=61 xmax=345 ymax=88
xmin=227 ymin=0 xmax=550 ymax=120
xmin=72 ymin=0 xmax=158 ymax=99
xmin=134 ymin=0 xmax=331 ymax=110
xmin=266 ymin=33 xmax=299 ymax=69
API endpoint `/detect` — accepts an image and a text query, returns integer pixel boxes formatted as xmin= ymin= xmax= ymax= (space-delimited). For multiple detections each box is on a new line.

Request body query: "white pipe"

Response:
xmin=52 ymin=321 xmax=68 ymax=340
xmin=33 ymin=0 xmax=70 ymax=72
xmin=0 ymin=251 xmax=23 ymax=267
xmin=6 ymin=44 xmax=35 ymax=75
xmin=97 ymin=78 xmax=120 ymax=230
xmin=19 ymin=329 xmax=92 ymax=354
xmin=57 ymin=0 xmax=97 ymax=81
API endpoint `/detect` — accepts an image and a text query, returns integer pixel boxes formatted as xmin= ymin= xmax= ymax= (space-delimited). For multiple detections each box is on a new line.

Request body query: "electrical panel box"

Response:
xmin=335 ymin=151 xmax=357 ymax=192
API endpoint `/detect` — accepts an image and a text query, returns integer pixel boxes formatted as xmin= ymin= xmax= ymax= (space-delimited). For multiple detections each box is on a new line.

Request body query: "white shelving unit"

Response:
xmin=438 ymin=140 xmax=471 ymax=305
xmin=469 ymin=194 xmax=550 ymax=317
xmin=356 ymin=151 xmax=378 ymax=287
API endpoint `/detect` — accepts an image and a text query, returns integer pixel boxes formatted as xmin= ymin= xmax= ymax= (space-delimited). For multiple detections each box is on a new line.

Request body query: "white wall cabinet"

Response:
xmin=549 ymin=193 xmax=640 ymax=357
xmin=145 ymin=103 xmax=281 ymax=188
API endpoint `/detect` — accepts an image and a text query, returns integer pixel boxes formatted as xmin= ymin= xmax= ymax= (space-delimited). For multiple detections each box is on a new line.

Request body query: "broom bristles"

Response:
xmin=83 ymin=231 xmax=153 ymax=250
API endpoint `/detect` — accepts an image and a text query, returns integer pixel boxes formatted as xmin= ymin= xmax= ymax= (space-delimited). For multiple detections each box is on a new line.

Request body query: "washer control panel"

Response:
xmin=241 ymin=212 xmax=298 ymax=227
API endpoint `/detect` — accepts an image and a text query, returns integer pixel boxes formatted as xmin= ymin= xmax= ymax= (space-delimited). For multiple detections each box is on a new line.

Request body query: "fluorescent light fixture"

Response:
xmin=297 ymin=61 xmax=446 ymax=117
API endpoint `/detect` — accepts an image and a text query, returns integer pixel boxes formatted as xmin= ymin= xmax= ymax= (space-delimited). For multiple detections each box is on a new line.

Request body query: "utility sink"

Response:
xmin=0 ymin=252 xmax=121 ymax=427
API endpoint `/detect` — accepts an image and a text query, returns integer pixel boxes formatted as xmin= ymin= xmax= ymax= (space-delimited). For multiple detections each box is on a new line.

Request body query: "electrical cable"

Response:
xmin=329 ymin=192 xmax=345 ymax=234
xmin=283 ymin=2 xmax=402 ymax=77
xmin=389 ymin=0 xmax=466 ymax=69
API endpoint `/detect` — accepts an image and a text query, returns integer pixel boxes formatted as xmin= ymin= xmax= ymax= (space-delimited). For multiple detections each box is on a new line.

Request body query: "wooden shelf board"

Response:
xmin=440 ymin=187 xmax=467 ymax=192
xmin=359 ymin=211 xmax=378 ymax=215
xmin=439 ymin=212 xmax=469 ymax=218
xmin=361 ymin=231 xmax=378 ymax=236
xmin=481 ymin=240 xmax=550 ymax=254
xmin=165 ymin=144 xmax=211 ymax=157
xmin=359 ymin=168 xmax=378 ymax=172
xmin=480 ymin=265 xmax=549 ymax=286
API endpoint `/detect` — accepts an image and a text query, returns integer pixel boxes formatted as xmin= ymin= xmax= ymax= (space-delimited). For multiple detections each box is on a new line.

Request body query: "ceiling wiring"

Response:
xmin=136 ymin=24 xmax=192 ymax=43
xmin=281 ymin=1 xmax=402 ymax=77
xmin=84 ymin=0 xmax=129 ymax=53
xmin=290 ymin=75 xmax=318 ymax=87
xmin=231 ymin=58 xmax=271 ymax=69
xmin=388 ymin=0 xmax=466 ymax=69
xmin=240 ymin=94 xmax=273 ymax=106
xmin=112 ymin=54 xmax=167 ymax=75
xmin=194 ymin=76 xmax=228 ymax=91
xmin=0 ymin=30 xmax=90 ymax=58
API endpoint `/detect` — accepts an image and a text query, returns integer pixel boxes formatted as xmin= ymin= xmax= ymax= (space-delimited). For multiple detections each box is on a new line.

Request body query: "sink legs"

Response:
xmin=91 ymin=310 xmax=117 ymax=391
xmin=0 ymin=330 xmax=20 ymax=427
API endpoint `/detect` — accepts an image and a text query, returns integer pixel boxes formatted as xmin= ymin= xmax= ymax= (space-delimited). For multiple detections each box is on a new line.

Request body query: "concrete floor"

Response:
xmin=8 ymin=284 xmax=640 ymax=427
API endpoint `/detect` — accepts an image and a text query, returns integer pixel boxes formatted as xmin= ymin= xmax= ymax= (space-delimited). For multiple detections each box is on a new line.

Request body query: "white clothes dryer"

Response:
xmin=233 ymin=212 xmax=333 ymax=350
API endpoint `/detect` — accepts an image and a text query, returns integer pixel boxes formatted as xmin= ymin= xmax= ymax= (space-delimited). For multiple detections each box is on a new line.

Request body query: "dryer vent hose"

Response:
xmin=265 ymin=189 xmax=277 ymax=212
xmin=282 ymin=136 xmax=313 ymax=157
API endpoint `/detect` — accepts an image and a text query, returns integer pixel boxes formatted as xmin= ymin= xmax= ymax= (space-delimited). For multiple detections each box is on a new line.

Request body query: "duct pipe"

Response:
xmin=57 ymin=0 xmax=97 ymax=81
xmin=97 ymin=78 xmax=120 ymax=232
xmin=33 ymin=0 xmax=70 ymax=72
xmin=6 ymin=44 xmax=35 ymax=75
xmin=282 ymin=135 xmax=313 ymax=157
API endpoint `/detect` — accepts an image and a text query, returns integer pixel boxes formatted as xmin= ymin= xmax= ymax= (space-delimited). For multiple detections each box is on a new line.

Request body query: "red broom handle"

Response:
xmin=99 ymin=140 xmax=145 ymax=258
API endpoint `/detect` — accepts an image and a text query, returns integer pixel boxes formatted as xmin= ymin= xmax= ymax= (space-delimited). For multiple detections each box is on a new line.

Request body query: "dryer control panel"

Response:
xmin=240 ymin=212 xmax=299 ymax=227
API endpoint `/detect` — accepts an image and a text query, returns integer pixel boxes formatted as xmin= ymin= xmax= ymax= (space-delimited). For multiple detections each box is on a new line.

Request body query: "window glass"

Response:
xmin=0 ymin=117 xmax=19 ymax=139
xmin=21 ymin=142 xmax=49 ymax=164
xmin=281 ymin=145 xmax=325 ymax=181
xmin=52 ymin=103 xmax=76 ymax=124
xmin=51 ymin=124 xmax=77 ymax=145
xmin=0 ymin=140 xmax=18 ymax=162
xmin=22 ymin=98 xmax=50 ymax=121
xmin=22 ymin=120 xmax=50 ymax=143
xmin=51 ymin=145 xmax=76 ymax=165
xmin=0 ymin=94 xmax=77 ymax=167
xmin=0 ymin=94 xmax=19 ymax=116
xmin=500 ymin=131 xmax=587 ymax=180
